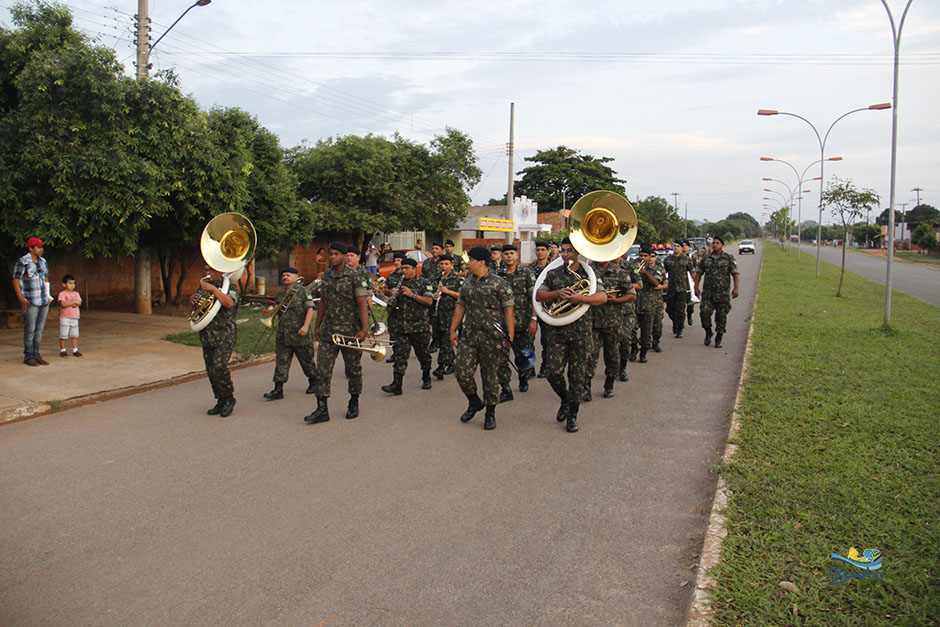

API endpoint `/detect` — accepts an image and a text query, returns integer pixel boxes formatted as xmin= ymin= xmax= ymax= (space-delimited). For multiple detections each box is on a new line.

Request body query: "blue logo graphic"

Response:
xmin=829 ymin=547 xmax=884 ymax=584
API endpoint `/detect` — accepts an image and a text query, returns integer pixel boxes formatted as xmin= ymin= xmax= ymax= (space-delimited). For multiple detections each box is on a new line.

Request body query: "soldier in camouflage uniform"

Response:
xmin=451 ymin=247 xmax=514 ymax=431
xmin=421 ymin=243 xmax=443 ymax=353
xmin=527 ymin=240 xmax=552 ymax=378
xmin=614 ymin=255 xmax=637 ymax=380
xmin=431 ymin=255 xmax=464 ymax=379
xmin=304 ymin=242 xmax=371 ymax=424
xmin=444 ymin=240 xmax=466 ymax=276
xmin=693 ymin=236 xmax=740 ymax=349
xmin=535 ymin=238 xmax=607 ymax=433
xmin=263 ymin=268 xmax=317 ymax=400
xmin=488 ymin=245 xmax=503 ymax=273
xmin=497 ymin=244 xmax=537 ymax=399
xmin=381 ymin=258 xmax=434 ymax=394
xmin=384 ymin=252 xmax=405 ymax=363
xmin=585 ymin=259 xmax=636 ymax=400
xmin=663 ymin=243 xmax=694 ymax=339
xmin=685 ymin=241 xmax=700 ymax=326
xmin=630 ymin=244 xmax=667 ymax=363
xmin=191 ymin=266 xmax=240 ymax=417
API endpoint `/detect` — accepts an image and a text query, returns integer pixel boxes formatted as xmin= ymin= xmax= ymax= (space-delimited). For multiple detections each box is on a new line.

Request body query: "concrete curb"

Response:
xmin=0 ymin=354 xmax=274 ymax=426
xmin=686 ymin=250 xmax=762 ymax=626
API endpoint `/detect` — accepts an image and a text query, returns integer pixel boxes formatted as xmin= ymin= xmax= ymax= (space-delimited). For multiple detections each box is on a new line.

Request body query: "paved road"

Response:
xmin=792 ymin=243 xmax=940 ymax=306
xmin=1 ymin=248 xmax=762 ymax=626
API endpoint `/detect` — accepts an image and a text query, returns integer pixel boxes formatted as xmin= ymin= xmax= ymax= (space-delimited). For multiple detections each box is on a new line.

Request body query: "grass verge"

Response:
xmin=709 ymin=245 xmax=939 ymax=626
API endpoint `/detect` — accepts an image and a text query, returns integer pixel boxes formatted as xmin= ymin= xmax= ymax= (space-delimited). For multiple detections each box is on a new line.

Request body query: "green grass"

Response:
xmin=163 ymin=301 xmax=389 ymax=361
xmin=892 ymin=251 xmax=940 ymax=267
xmin=709 ymin=245 xmax=940 ymax=626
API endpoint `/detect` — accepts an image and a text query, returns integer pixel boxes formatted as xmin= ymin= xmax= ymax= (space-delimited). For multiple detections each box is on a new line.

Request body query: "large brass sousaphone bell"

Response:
xmin=189 ymin=213 xmax=257 ymax=331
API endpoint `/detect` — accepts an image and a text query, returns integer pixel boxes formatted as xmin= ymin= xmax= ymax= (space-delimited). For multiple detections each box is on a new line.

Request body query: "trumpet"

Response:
xmin=331 ymin=333 xmax=394 ymax=362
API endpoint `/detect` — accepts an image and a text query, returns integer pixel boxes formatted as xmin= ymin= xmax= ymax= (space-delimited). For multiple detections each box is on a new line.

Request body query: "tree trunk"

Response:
xmin=174 ymin=250 xmax=191 ymax=305
xmin=157 ymin=249 xmax=172 ymax=305
xmin=134 ymin=250 xmax=152 ymax=315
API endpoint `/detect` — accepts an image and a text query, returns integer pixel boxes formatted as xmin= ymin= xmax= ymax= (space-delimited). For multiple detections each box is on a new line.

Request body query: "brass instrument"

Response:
xmin=531 ymin=190 xmax=637 ymax=327
xmin=260 ymin=276 xmax=305 ymax=329
xmin=190 ymin=213 xmax=256 ymax=331
xmin=331 ymin=333 xmax=394 ymax=362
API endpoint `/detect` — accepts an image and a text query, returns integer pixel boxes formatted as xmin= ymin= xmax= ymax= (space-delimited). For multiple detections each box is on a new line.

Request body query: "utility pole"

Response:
xmin=899 ymin=202 xmax=908 ymax=244
xmin=684 ymin=202 xmax=688 ymax=239
xmin=134 ymin=0 xmax=152 ymax=313
xmin=911 ymin=186 xmax=922 ymax=207
xmin=506 ymin=102 xmax=515 ymax=245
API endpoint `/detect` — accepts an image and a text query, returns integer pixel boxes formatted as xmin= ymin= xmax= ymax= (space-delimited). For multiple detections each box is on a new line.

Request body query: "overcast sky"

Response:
xmin=5 ymin=0 xmax=938 ymax=224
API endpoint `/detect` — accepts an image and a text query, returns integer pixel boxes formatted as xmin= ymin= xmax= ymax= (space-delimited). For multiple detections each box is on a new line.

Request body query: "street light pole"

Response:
xmin=758 ymin=103 xmax=890 ymax=277
xmin=133 ymin=0 xmax=212 ymax=314
xmin=880 ymin=0 xmax=915 ymax=327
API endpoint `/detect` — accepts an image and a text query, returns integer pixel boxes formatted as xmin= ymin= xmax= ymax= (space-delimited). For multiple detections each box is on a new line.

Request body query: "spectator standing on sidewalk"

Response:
xmin=12 ymin=237 xmax=51 ymax=366
xmin=57 ymin=274 xmax=83 ymax=357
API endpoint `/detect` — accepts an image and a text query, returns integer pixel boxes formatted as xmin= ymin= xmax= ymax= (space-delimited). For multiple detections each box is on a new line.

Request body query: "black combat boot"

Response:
xmin=304 ymin=397 xmax=329 ymax=424
xmin=428 ymin=339 xmax=439 ymax=354
xmin=714 ymin=333 xmax=723 ymax=349
xmin=498 ymin=384 xmax=513 ymax=403
xmin=206 ymin=399 xmax=223 ymax=415
xmin=518 ymin=372 xmax=529 ymax=393
xmin=483 ymin=405 xmax=496 ymax=430
xmin=639 ymin=349 xmax=648 ymax=363
xmin=433 ymin=365 xmax=445 ymax=380
xmin=345 ymin=394 xmax=359 ymax=419
xmin=422 ymin=370 xmax=432 ymax=390
xmin=537 ymin=363 xmax=547 ymax=378
xmin=619 ymin=358 xmax=629 ymax=382
xmin=381 ymin=372 xmax=404 ymax=395
xmin=218 ymin=396 xmax=236 ymax=417
xmin=443 ymin=364 xmax=455 ymax=375
xmin=385 ymin=355 xmax=394 ymax=363
xmin=676 ymin=329 xmax=683 ymax=338
xmin=306 ymin=377 xmax=317 ymax=394
xmin=566 ymin=401 xmax=580 ymax=433
xmin=581 ymin=381 xmax=592 ymax=403
xmin=688 ymin=311 xmax=694 ymax=326
xmin=263 ymin=382 xmax=284 ymax=400
xmin=629 ymin=341 xmax=639 ymax=362
xmin=460 ymin=394 xmax=485 ymax=422
xmin=652 ymin=343 xmax=662 ymax=353
xmin=603 ymin=377 xmax=615 ymax=398
xmin=556 ymin=396 xmax=569 ymax=422
xmin=704 ymin=330 xmax=712 ymax=346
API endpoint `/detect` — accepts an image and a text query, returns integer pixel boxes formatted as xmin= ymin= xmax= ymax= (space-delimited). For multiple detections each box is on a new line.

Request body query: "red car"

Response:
xmin=376 ymin=249 xmax=431 ymax=278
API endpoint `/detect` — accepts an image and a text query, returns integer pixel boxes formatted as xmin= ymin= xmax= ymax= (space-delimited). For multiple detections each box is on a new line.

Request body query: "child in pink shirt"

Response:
xmin=57 ymin=274 xmax=83 ymax=357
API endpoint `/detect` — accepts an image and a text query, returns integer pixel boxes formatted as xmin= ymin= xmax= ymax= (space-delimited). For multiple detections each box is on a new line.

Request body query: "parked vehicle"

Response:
xmin=738 ymin=240 xmax=755 ymax=254
xmin=377 ymin=249 xmax=431 ymax=277
xmin=625 ymin=244 xmax=641 ymax=262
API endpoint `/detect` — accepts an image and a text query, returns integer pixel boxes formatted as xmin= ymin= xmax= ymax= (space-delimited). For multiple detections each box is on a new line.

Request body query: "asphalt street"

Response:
xmin=793 ymin=243 xmax=940 ymax=306
xmin=1 ymin=246 xmax=762 ymax=626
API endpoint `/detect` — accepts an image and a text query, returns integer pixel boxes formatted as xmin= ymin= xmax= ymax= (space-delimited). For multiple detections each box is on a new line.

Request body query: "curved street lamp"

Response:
xmin=758 ymin=103 xmax=890 ymax=276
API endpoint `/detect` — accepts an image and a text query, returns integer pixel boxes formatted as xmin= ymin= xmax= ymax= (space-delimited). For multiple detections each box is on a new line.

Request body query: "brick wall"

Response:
xmin=538 ymin=211 xmax=568 ymax=232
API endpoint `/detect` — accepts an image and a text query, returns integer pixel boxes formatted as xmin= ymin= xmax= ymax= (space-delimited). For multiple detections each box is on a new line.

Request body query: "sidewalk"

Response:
xmin=0 ymin=311 xmax=265 ymax=423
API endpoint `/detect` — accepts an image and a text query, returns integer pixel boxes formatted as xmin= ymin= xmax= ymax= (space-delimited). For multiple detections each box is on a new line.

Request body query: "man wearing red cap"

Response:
xmin=12 ymin=237 xmax=51 ymax=366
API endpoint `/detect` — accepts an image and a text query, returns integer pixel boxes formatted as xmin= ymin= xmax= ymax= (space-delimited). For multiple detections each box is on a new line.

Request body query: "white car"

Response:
xmin=738 ymin=240 xmax=755 ymax=254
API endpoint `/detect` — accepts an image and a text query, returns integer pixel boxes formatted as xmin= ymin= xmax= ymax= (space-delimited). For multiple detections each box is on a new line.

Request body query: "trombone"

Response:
xmin=331 ymin=333 xmax=394 ymax=362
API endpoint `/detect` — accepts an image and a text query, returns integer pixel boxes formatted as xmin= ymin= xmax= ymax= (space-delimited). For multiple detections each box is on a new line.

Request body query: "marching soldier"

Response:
xmin=450 ymin=247 xmax=514 ymax=431
xmin=431 ymin=254 xmax=464 ymax=379
xmin=190 ymin=265 xmax=239 ymax=417
xmin=684 ymin=240 xmax=699 ymax=326
xmin=381 ymin=258 xmax=434 ymax=394
xmin=584 ymin=258 xmax=635 ymax=400
xmin=384 ymin=251 xmax=406 ymax=363
xmin=497 ymin=244 xmax=537 ymax=399
xmin=693 ymin=236 xmax=740 ymax=348
xmin=630 ymin=244 xmax=667 ymax=363
xmin=263 ymin=267 xmax=317 ymax=400
xmin=663 ymin=242 xmax=694 ymax=339
xmin=613 ymin=254 xmax=637 ymax=380
xmin=536 ymin=237 xmax=607 ymax=433
xmin=488 ymin=245 xmax=503 ymax=272
xmin=304 ymin=242 xmax=371 ymax=424
xmin=444 ymin=240 xmax=466 ymax=276
xmin=527 ymin=240 xmax=552 ymax=379
xmin=422 ymin=243 xmax=443 ymax=353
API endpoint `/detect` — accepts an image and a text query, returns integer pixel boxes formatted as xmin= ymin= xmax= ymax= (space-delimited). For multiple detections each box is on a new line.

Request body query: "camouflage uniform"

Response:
xmin=497 ymin=265 xmax=536 ymax=387
xmin=587 ymin=263 xmax=635 ymax=381
xmin=315 ymin=265 xmax=370 ymax=398
xmin=450 ymin=254 xmax=466 ymax=276
xmin=616 ymin=261 xmax=638 ymax=360
xmin=272 ymin=282 xmax=318 ymax=384
xmin=538 ymin=264 xmax=605 ymax=401
xmin=663 ymin=253 xmax=694 ymax=335
xmin=688 ymin=249 xmax=707 ymax=322
xmin=696 ymin=252 xmax=740 ymax=335
xmin=630 ymin=261 xmax=667 ymax=351
xmin=527 ymin=260 xmax=553 ymax=370
xmin=433 ymin=271 xmax=464 ymax=370
xmin=385 ymin=269 xmax=405 ymax=348
xmin=455 ymin=271 xmax=513 ymax=407
xmin=392 ymin=275 xmax=434 ymax=375
xmin=199 ymin=282 xmax=239 ymax=400
xmin=421 ymin=256 xmax=442 ymax=333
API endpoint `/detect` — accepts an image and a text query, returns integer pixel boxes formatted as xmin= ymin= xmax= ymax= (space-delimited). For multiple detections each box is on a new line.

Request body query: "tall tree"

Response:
xmin=514 ymin=146 xmax=626 ymax=212
xmin=633 ymin=196 xmax=682 ymax=242
xmin=906 ymin=204 xmax=939 ymax=228
xmin=822 ymin=178 xmax=880 ymax=297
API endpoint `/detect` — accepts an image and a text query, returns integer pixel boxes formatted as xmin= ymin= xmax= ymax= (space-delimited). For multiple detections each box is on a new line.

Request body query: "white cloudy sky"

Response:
xmin=4 ymin=0 xmax=939 ymax=224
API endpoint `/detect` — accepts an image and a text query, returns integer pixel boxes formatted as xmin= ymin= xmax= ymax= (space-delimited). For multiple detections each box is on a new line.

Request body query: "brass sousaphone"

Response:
xmin=532 ymin=190 xmax=637 ymax=326
xmin=189 ymin=212 xmax=257 ymax=331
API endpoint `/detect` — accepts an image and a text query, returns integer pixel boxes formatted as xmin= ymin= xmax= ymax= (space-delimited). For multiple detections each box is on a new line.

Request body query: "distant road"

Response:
xmin=791 ymin=243 xmax=940 ymax=307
